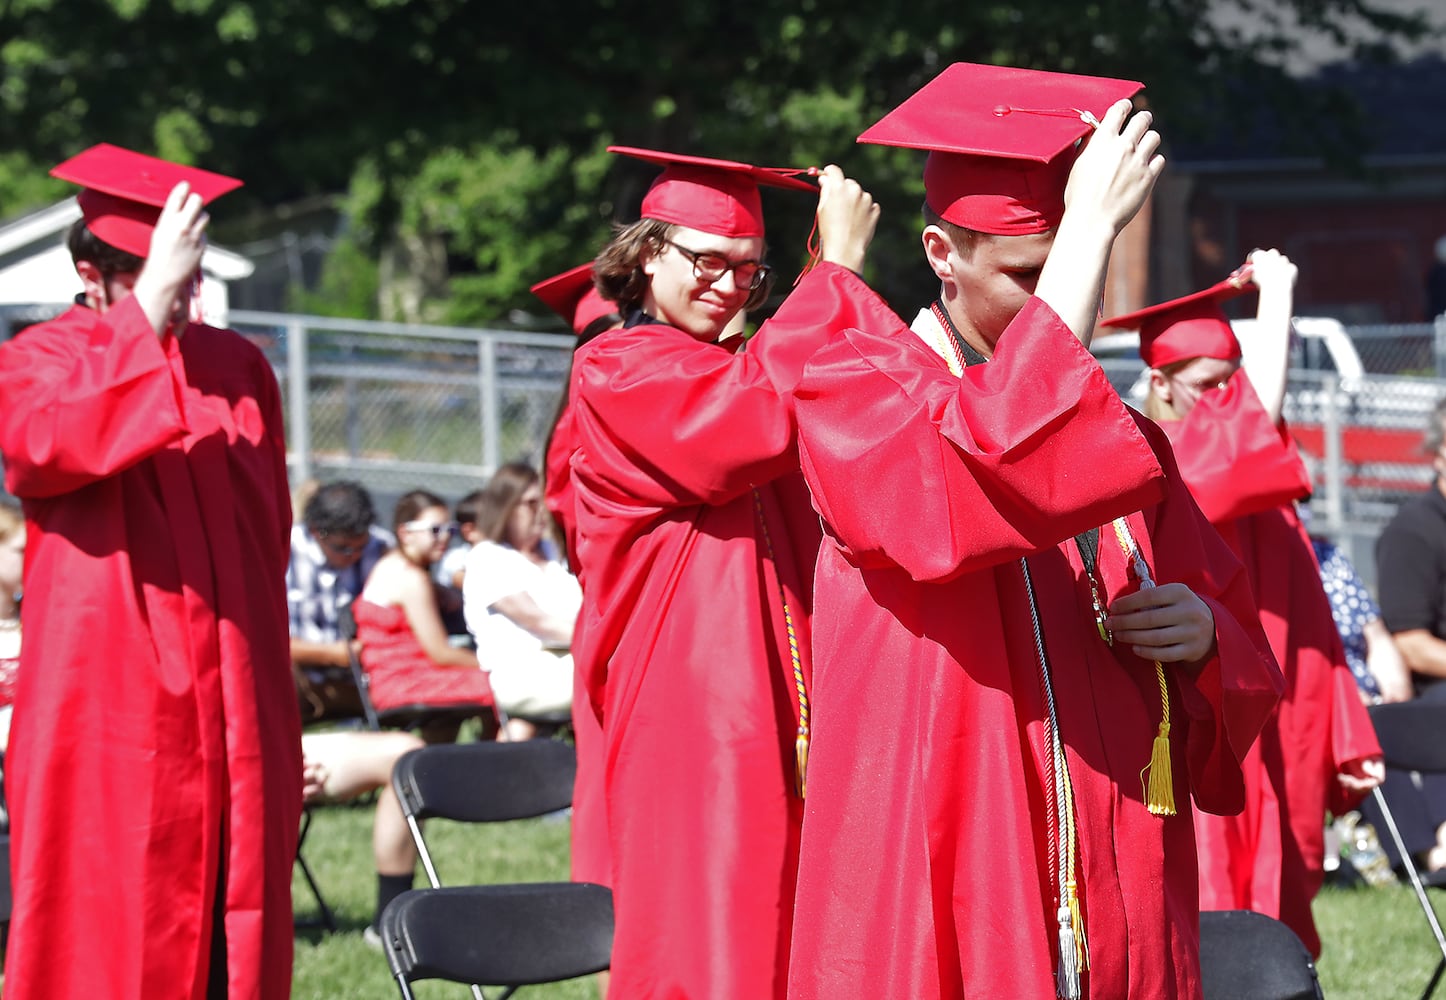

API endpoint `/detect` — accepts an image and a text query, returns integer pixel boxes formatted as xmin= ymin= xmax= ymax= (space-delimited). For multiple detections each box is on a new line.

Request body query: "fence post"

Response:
xmin=286 ymin=316 xmax=312 ymax=485
xmin=479 ymin=335 xmax=499 ymax=473
xmin=1321 ymin=373 xmax=1346 ymax=539
xmin=1437 ymin=314 xmax=1446 ymax=379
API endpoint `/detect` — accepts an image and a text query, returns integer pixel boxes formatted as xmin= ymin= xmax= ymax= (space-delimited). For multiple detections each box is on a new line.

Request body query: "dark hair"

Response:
xmin=303 ymin=480 xmax=377 ymax=538
xmin=474 ymin=463 xmax=541 ymax=545
xmin=593 ymin=218 xmax=672 ymax=315
xmin=454 ymin=489 xmax=486 ymax=528
xmin=392 ymin=489 xmax=448 ymax=533
xmin=66 ymin=219 xmax=145 ymax=275
xmin=922 ymin=206 xmax=981 ymax=261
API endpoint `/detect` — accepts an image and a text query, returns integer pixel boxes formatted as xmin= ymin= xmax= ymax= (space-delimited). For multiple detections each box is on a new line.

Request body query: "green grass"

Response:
xmin=291 ymin=802 xmax=599 ymax=999
xmin=293 ymin=803 xmax=1446 ymax=999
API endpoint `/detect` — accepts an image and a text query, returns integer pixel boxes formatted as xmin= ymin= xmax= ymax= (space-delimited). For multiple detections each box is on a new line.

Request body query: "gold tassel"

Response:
xmin=1068 ymin=885 xmax=1089 ymax=972
xmin=1143 ymin=662 xmax=1176 ymax=816
xmin=795 ymin=730 xmax=810 ymax=799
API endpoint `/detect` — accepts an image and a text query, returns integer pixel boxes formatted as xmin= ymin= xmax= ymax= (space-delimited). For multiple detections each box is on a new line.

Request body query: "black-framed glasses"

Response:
xmin=666 ymin=240 xmax=772 ymax=291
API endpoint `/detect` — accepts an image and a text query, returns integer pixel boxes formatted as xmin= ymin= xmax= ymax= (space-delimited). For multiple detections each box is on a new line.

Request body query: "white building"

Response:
xmin=0 ymin=198 xmax=254 ymax=336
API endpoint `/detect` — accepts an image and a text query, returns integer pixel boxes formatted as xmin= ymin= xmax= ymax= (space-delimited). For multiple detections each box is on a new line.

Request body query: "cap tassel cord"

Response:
xmin=1111 ymin=518 xmax=1178 ymax=816
xmin=794 ymin=215 xmax=823 ymax=286
xmin=753 ymin=489 xmax=810 ymax=799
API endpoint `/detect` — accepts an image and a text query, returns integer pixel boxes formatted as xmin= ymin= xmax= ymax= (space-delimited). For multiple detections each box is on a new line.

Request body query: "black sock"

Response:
xmin=375 ymin=872 xmax=415 ymax=930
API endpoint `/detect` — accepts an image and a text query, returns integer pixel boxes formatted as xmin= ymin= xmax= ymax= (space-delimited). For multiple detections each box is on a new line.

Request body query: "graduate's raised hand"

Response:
xmin=1105 ymin=582 xmax=1217 ymax=666
xmin=815 ymin=164 xmax=880 ymax=275
xmin=132 ymin=181 xmax=209 ymax=338
xmin=1062 ymin=98 xmax=1164 ymax=236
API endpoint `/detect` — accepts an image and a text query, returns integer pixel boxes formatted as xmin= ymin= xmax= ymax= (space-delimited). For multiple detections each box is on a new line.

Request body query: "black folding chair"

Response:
xmin=379 ymin=740 xmax=610 ymax=999
xmin=1368 ymin=701 xmax=1446 ymax=1000
xmin=380 ymin=883 xmax=613 ymax=1000
xmin=293 ymin=806 xmax=337 ymax=932
xmin=1199 ymin=910 xmax=1323 ymax=1000
xmin=391 ymin=740 xmax=577 ymax=889
xmin=338 ymin=604 xmax=497 ymax=738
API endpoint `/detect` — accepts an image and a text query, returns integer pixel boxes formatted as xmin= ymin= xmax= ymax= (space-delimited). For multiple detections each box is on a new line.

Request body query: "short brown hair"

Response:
xmin=922 ymin=206 xmax=980 ymax=261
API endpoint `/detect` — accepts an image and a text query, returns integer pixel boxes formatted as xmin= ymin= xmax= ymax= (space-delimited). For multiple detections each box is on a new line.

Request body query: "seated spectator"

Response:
xmin=300 ymin=728 xmax=425 ymax=943
xmin=1311 ymin=532 xmax=1413 ymax=704
xmin=355 ymin=490 xmax=494 ymax=740
xmin=463 ymin=463 xmax=577 ymax=739
xmin=288 ymin=480 xmax=394 ymax=721
xmin=435 ymin=489 xmax=485 ymax=592
xmin=0 ymin=499 xmax=21 ymax=756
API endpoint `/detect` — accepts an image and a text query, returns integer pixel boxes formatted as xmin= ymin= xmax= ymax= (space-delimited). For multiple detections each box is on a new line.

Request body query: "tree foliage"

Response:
xmin=0 ymin=0 xmax=1432 ymax=320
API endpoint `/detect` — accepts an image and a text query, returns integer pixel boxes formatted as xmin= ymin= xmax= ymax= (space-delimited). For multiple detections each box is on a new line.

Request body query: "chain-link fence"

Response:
xmin=236 ymin=309 xmax=1446 ymax=591
xmin=230 ymin=310 xmax=573 ymax=510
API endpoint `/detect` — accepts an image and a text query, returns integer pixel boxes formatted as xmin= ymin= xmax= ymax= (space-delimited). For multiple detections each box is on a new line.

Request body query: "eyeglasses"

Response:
xmin=402 ymin=520 xmax=456 ymax=540
xmin=666 ymin=240 xmax=772 ymax=291
xmin=318 ymin=534 xmax=369 ymax=557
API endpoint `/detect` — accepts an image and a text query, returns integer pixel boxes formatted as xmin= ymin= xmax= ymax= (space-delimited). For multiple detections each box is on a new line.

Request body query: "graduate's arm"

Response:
xmin=796 ymin=312 xmax=1166 ymax=582
xmin=1237 ymin=249 xmax=1296 ymax=425
xmin=130 ymin=182 xmax=208 ymax=340
xmin=0 ymin=293 xmax=187 ymax=499
xmin=1034 ymin=100 xmax=1164 ymax=348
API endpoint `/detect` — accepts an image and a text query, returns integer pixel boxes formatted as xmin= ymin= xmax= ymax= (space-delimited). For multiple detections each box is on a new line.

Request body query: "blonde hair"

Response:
xmin=0 ymin=500 xmax=21 ymax=543
xmin=1143 ymin=359 xmax=1191 ymax=423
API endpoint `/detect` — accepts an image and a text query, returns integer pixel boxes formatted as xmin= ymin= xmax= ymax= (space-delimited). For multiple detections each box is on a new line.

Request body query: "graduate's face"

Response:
xmin=641 ymin=225 xmax=762 ymax=341
xmin=1147 ymin=356 xmax=1239 ymax=418
xmin=926 ymin=228 xmax=1053 ymax=357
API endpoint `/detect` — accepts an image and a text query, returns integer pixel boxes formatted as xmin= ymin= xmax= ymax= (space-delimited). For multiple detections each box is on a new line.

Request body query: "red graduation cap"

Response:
xmin=1100 ymin=265 xmax=1255 ymax=368
xmin=530 ymin=263 xmax=616 ymax=336
xmin=858 ymin=63 xmax=1143 ymax=235
xmin=50 ymin=143 xmax=243 ymax=258
xmin=609 ymin=146 xmax=816 ymax=240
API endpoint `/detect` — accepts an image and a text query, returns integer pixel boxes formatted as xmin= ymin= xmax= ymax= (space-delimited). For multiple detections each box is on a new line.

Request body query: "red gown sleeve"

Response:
xmin=0 ymin=297 xmax=186 ymax=498
xmin=1134 ymin=417 xmax=1285 ymax=815
xmin=794 ymin=297 xmax=1169 ymax=583
xmin=1162 ymin=371 xmax=1311 ymax=523
xmin=573 ymin=263 xmax=896 ymax=508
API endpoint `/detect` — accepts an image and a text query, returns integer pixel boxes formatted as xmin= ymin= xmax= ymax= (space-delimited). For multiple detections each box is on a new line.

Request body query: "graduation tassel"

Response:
xmin=795 ymin=728 xmax=810 ymax=799
xmin=1143 ymin=663 xmax=1177 ymax=816
xmin=1067 ymin=880 xmax=1089 ymax=973
xmin=1111 ymin=518 xmax=1178 ymax=817
xmin=1056 ymin=905 xmax=1081 ymax=1000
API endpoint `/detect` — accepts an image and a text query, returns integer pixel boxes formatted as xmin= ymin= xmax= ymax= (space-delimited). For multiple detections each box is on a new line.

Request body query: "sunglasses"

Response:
xmin=402 ymin=520 xmax=457 ymax=540
xmin=318 ymin=535 xmax=369 ymax=557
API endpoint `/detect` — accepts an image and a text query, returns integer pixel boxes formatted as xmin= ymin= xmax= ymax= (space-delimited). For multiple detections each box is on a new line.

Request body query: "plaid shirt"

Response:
xmin=286 ymin=524 xmax=393 ymax=643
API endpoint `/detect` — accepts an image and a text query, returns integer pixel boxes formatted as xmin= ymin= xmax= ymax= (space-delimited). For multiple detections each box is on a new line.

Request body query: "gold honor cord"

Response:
xmin=1110 ymin=518 xmax=1176 ymax=816
xmin=752 ymin=488 xmax=809 ymax=798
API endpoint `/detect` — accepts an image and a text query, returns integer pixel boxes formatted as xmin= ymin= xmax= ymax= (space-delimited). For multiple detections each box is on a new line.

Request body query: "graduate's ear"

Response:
xmin=1148 ymin=368 xmax=1173 ymax=406
xmin=640 ymin=240 xmax=663 ymax=279
xmin=74 ymin=259 xmax=107 ymax=310
xmin=921 ymin=225 xmax=955 ymax=282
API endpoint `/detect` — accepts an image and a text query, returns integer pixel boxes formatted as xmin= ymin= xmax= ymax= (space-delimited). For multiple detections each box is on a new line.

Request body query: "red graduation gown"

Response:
xmin=569 ymin=263 xmax=895 ymax=999
xmin=542 ymin=402 xmax=610 ymax=887
xmin=0 ymin=297 xmax=301 ymax=999
xmin=1162 ymin=374 xmax=1380 ymax=957
xmin=788 ymin=301 xmax=1282 ymax=1000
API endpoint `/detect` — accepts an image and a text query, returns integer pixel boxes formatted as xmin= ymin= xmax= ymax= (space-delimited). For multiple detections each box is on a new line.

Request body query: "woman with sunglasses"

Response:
xmin=569 ymin=148 xmax=886 ymax=999
xmin=354 ymin=489 xmax=494 ymax=737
